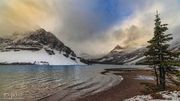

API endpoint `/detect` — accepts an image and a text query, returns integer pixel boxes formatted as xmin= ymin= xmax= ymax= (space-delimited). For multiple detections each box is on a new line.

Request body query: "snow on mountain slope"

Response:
xmin=0 ymin=50 xmax=81 ymax=65
xmin=0 ymin=29 xmax=84 ymax=65
xmin=93 ymin=46 xmax=147 ymax=64
xmin=93 ymin=41 xmax=180 ymax=65
xmin=171 ymin=41 xmax=180 ymax=52
xmin=125 ymin=56 xmax=146 ymax=65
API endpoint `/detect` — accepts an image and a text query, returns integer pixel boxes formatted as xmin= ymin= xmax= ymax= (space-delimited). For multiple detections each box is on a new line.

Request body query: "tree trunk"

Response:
xmin=162 ymin=67 xmax=166 ymax=90
xmin=159 ymin=66 xmax=164 ymax=90
xmin=153 ymin=66 xmax=159 ymax=86
xmin=159 ymin=65 xmax=166 ymax=91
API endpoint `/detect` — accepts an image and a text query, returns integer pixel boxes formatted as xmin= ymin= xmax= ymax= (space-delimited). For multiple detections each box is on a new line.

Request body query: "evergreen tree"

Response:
xmin=145 ymin=11 xmax=175 ymax=90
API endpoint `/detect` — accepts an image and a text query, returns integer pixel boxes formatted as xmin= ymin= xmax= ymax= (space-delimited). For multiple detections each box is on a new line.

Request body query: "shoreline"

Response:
xmin=76 ymin=68 xmax=154 ymax=101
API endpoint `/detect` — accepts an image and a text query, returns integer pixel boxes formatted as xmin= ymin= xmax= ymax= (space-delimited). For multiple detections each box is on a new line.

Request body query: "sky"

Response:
xmin=0 ymin=0 xmax=180 ymax=56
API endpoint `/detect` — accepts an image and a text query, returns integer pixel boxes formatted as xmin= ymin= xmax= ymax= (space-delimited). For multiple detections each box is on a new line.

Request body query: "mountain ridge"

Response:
xmin=89 ymin=42 xmax=180 ymax=65
xmin=0 ymin=29 xmax=83 ymax=65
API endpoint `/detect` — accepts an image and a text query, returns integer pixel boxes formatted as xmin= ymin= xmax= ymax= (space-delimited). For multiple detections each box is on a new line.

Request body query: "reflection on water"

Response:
xmin=0 ymin=65 xmax=125 ymax=101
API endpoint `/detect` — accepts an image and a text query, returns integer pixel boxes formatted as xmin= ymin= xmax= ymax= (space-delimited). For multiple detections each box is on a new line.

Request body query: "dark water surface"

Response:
xmin=0 ymin=65 xmax=146 ymax=101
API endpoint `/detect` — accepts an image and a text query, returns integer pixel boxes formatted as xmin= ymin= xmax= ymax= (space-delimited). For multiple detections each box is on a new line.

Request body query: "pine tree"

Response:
xmin=145 ymin=11 xmax=175 ymax=90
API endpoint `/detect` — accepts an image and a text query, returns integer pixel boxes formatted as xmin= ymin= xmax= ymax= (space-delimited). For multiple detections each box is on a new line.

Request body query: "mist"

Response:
xmin=0 ymin=0 xmax=179 ymax=56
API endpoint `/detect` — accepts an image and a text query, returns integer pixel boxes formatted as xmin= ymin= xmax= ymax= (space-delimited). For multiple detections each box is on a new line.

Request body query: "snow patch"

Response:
xmin=125 ymin=56 xmax=145 ymax=65
xmin=134 ymin=75 xmax=155 ymax=81
xmin=124 ymin=91 xmax=180 ymax=101
xmin=0 ymin=50 xmax=83 ymax=65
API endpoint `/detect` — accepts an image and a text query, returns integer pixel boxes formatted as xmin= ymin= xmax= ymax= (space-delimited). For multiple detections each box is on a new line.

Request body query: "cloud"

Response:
xmin=0 ymin=0 xmax=59 ymax=37
xmin=0 ymin=0 xmax=123 ymax=55
xmin=102 ymin=0 xmax=180 ymax=52
xmin=0 ymin=0 xmax=179 ymax=56
xmin=55 ymin=0 xmax=121 ymax=42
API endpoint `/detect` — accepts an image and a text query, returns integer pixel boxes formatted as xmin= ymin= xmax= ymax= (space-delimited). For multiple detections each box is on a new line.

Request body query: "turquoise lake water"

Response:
xmin=0 ymin=65 xmax=146 ymax=101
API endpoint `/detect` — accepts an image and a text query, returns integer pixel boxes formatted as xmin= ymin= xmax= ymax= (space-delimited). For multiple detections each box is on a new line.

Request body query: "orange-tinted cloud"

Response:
xmin=0 ymin=0 xmax=57 ymax=37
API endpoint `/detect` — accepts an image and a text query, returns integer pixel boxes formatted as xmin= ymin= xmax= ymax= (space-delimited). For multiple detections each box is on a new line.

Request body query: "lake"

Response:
xmin=0 ymin=65 xmax=147 ymax=101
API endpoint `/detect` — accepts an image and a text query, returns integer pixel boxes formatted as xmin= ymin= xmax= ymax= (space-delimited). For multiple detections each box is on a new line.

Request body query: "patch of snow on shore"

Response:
xmin=135 ymin=75 xmax=155 ymax=81
xmin=124 ymin=91 xmax=180 ymax=101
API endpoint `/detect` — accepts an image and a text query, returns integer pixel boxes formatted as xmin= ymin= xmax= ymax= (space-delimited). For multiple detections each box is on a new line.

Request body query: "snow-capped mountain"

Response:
xmin=92 ymin=45 xmax=147 ymax=64
xmin=92 ymin=42 xmax=180 ymax=65
xmin=0 ymin=29 xmax=84 ymax=65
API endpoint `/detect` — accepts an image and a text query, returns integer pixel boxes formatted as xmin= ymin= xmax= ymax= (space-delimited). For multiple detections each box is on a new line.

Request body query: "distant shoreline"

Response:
xmin=0 ymin=62 xmax=34 ymax=65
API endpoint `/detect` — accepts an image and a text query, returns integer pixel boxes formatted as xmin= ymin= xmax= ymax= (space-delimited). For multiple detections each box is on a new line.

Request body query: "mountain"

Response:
xmin=0 ymin=29 xmax=84 ymax=65
xmin=92 ymin=46 xmax=147 ymax=65
xmin=110 ymin=45 xmax=124 ymax=54
xmin=170 ymin=41 xmax=180 ymax=52
xmin=92 ymin=42 xmax=180 ymax=65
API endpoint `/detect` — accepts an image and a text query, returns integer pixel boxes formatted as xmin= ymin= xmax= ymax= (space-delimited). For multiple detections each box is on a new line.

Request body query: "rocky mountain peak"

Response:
xmin=114 ymin=45 xmax=124 ymax=50
xmin=15 ymin=29 xmax=64 ymax=49
xmin=110 ymin=45 xmax=124 ymax=53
